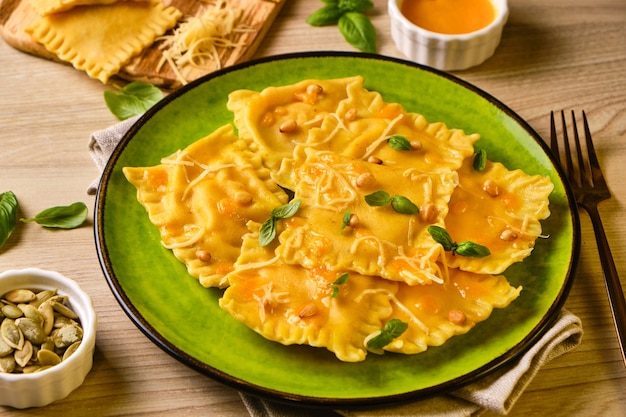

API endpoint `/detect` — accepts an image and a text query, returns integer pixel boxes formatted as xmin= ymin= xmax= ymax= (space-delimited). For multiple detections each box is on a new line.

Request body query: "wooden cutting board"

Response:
xmin=0 ymin=0 xmax=286 ymax=89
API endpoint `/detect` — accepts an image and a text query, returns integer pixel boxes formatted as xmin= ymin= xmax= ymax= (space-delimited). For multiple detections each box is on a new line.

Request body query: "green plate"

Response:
xmin=95 ymin=52 xmax=579 ymax=408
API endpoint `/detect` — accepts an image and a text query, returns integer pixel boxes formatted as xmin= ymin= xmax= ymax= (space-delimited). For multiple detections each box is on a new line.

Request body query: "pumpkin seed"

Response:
xmin=52 ymin=314 xmax=76 ymax=329
xmin=15 ymin=317 xmax=46 ymax=345
xmin=51 ymin=300 xmax=78 ymax=320
xmin=14 ymin=340 xmax=33 ymax=367
xmin=0 ymin=355 xmax=16 ymax=373
xmin=0 ymin=287 xmax=84 ymax=374
xmin=1 ymin=304 xmax=23 ymax=319
xmin=40 ymin=338 xmax=55 ymax=353
xmin=30 ymin=289 xmax=56 ymax=309
xmin=18 ymin=304 xmax=43 ymax=324
xmin=63 ymin=341 xmax=81 ymax=360
xmin=38 ymin=301 xmax=55 ymax=336
xmin=3 ymin=289 xmax=36 ymax=304
xmin=21 ymin=364 xmax=41 ymax=374
xmin=53 ymin=323 xmax=83 ymax=349
xmin=0 ymin=337 xmax=12 ymax=357
xmin=1 ymin=318 xmax=24 ymax=350
xmin=37 ymin=349 xmax=61 ymax=366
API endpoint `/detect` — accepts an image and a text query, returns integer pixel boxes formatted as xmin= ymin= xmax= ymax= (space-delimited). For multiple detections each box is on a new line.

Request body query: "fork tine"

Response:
xmin=559 ymin=110 xmax=576 ymax=183
xmin=582 ymin=110 xmax=608 ymax=189
xmin=550 ymin=110 xmax=559 ymax=156
xmin=570 ymin=111 xmax=586 ymax=188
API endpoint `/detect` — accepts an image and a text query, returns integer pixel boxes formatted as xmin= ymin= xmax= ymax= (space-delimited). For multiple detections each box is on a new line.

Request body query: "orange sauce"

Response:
xmin=400 ymin=0 xmax=496 ymax=35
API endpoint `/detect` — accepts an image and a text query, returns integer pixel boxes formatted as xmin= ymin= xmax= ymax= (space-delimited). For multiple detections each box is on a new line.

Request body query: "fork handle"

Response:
xmin=586 ymin=204 xmax=626 ymax=367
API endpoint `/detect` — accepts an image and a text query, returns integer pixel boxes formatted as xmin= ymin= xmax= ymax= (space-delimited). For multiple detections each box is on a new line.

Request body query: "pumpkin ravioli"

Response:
xmin=28 ymin=0 xmax=144 ymax=16
xmin=25 ymin=0 xmax=182 ymax=83
xmin=123 ymin=124 xmax=288 ymax=288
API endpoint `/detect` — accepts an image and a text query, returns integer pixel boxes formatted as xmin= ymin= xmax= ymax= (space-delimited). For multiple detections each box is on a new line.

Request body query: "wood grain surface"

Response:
xmin=0 ymin=0 xmax=625 ymax=416
xmin=0 ymin=0 xmax=286 ymax=88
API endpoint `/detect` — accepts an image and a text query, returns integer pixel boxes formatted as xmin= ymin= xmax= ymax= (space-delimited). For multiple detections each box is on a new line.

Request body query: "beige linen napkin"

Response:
xmin=88 ymin=119 xmax=583 ymax=416
xmin=239 ymin=309 xmax=582 ymax=417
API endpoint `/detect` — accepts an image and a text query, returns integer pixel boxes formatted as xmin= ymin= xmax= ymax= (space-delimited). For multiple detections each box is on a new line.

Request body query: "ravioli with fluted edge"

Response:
xmin=26 ymin=0 xmax=182 ymax=83
xmin=219 ymin=222 xmax=397 ymax=362
xmin=124 ymin=76 xmax=553 ymax=361
xmin=227 ymin=77 xmax=360 ymax=173
xmin=277 ymin=148 xmax=458 ymax=285
xmin=123 ymin=124 xmax=288 ymax=288
xmin=442 ymin=158 xmax=554 ymax=274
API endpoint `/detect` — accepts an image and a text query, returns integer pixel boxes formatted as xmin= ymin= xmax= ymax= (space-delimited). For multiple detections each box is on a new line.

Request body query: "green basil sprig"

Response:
xmin=365 ymin=190 xmax=419 ymax=215
xmin=104 ymin=81 xmax=163 ymax=120
xmin=21 ymin=202 xmax=88 ymax=229
xmin=473 ymin=149 xmax=487 ymax=171
xmin=259 ymin=199 xmax=302 ymax=247
xmin=427 ymin=225 xmax=491 ymax=258
xmin=0 ymin=191 xmax=19 ymax=249
xmin=387 ymin=134 xmax=412 ymax=151
xmin=367 ymin=318 xmax=408 ymax=350
xmin=330 ymin=272 xmax=349 ymax=298
xmin=306 ymin=0 xmax=377 ymax=53
xmin=340 ymin=209 xmax=351 ymax=232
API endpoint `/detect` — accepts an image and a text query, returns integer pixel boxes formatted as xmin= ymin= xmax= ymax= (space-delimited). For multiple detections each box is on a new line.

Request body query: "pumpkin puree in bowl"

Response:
xmin=400 ymin=0 xmax=496 ymax=34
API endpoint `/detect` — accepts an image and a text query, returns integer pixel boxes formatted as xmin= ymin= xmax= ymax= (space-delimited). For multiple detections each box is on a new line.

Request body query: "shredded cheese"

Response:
xmin=356 ymin=288 xmax=430 ymax=334
xmin=161 ymin=225 xmax=205 ymax=249
xmin=350 ymin=235 xmax=389 ymax=269
xmin=394 ymin=246 xmax=444 ymax=284
xmin=157 ymin=0 xmax=254 ymax=85
xmin=235 ymin=255 xmax=281 ymax=271
xmin=362 ymin=113 xmax=404 ymax=159
xmin=304 ymin=162 xmax=358 ymax=209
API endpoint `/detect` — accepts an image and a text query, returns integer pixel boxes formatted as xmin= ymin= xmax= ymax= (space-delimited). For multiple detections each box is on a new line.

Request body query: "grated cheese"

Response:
xmin=157 ymin=0 xmax=254 ymax=85
xmin=363 ymin=113 xmax=404 ymax=159
xmin=356 ymin=288 xmax=430 ymax=334
xmin=161 ymin=225 xmax=205 ymax=249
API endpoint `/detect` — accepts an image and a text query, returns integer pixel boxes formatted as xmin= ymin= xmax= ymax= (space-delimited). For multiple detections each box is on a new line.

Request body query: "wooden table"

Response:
xmin=1 ymin=0 xmax=624 ymax=415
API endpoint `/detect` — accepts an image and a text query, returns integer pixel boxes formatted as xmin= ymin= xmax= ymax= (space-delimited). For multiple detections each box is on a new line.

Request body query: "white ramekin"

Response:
xmin=0 ymin=268 xmax=97 ymax=409
xmin=388 ymin=0 xmax=509 ymax=71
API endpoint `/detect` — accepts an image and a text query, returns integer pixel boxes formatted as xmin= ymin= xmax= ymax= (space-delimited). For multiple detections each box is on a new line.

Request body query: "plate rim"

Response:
xmin=94 ymin=51 xmax=581 ymax=408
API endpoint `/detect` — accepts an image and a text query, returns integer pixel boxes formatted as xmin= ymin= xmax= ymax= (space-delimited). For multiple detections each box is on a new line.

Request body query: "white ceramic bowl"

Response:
xmin=388 ymin=0 xmax=509 ymax=71
xmin=0 ymin=268 xmax=97 ymax=409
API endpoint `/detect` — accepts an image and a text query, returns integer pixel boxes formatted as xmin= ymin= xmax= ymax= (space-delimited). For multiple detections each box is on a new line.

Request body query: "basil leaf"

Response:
xmin=104 ymin=82 xmax=163 ymax=120
xmin=260 ymin=200 xmax=301 ymax=246
xmin=364 ymin=190 xmax=390 ymax=206
xmin=456 ymin=241 xmax=491 ymax=258
xmin=390 ymin=196 xmax=419 ymax=214
xmin=339 ymin=0 xmax=374 ymax=13
xmin=331 ymin=272 xmax=349 ymax=298
xmin=122 ymin=82 xmax=163 ymax=103
xmin=473 ymin=149 xmax=487 ymax=171
xmin=387 ymin=134 xmax=412 ymax=151
xmin=427 ymin=225 xmax=456 ymax=252
xmin=271 ymin=199 xmax=301 ymax=219
xmin=367 ymin=319 xmax=408 ymax=350
xmin=306 ymin=5 xmax=343 ymax=26
xmin=334 ymin=272 xmax=349 ymax=285
xmin=0 ymin=191 xmax=19 ymax=249
xmin=340 ymin=209 xmax=351 ymax=232
xmin=258 ymin=217 xmax=277 ymax=247
xmin=338 ymin=12 xmax=377 ymax=53
xmin=21 ymin=202 xmax=88 ymax=229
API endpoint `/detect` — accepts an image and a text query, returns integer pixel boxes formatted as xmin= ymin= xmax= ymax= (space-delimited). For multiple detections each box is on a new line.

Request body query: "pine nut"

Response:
xmin=279 ymin=119 xmax=298 ymax=133
xmin=483 ymin=179 xmax=500 ymax=197
xmin=355 ymin=172 xmax=377 ymax=189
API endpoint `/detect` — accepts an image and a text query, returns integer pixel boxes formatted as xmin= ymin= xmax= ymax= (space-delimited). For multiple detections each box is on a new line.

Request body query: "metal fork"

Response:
xmin=550 ymin=110 xmax=626 ymax=367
